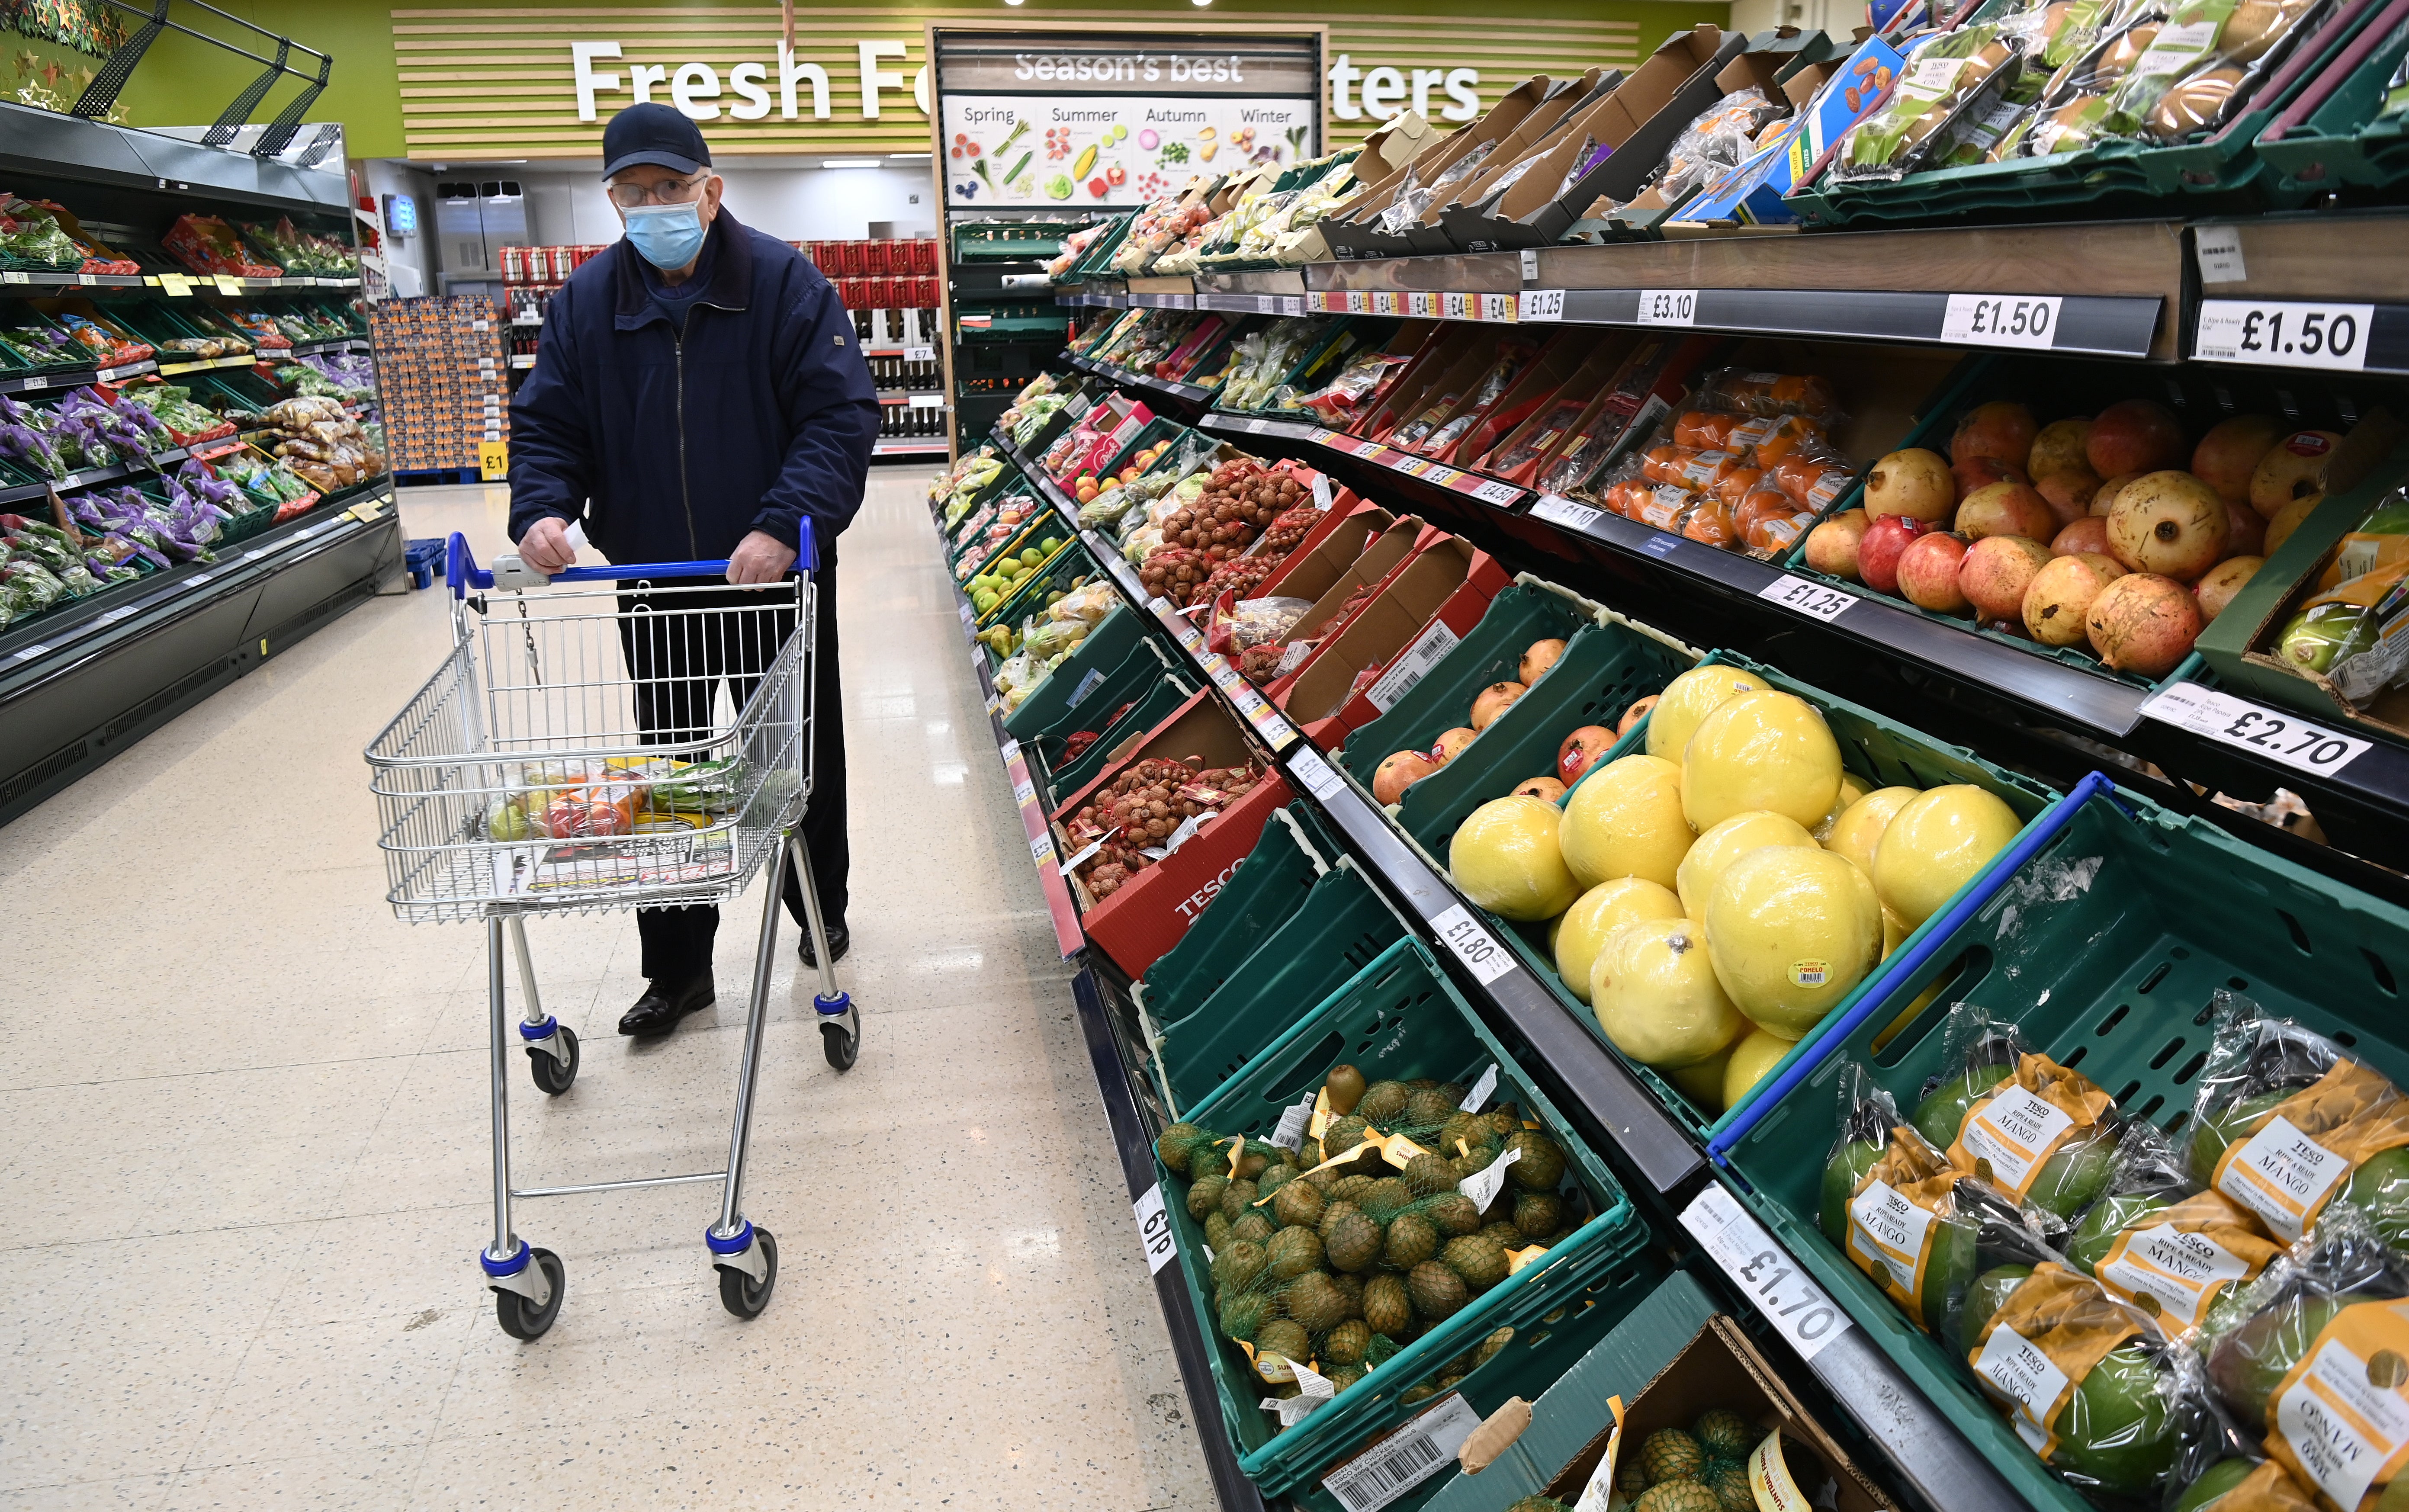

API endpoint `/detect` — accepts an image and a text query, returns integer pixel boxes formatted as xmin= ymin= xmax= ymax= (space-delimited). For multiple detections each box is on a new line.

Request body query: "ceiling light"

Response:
xmin=821 ymin=158 xmax=880 ymax=169
xmin=887 ymin=152 xmax=932 ymax=159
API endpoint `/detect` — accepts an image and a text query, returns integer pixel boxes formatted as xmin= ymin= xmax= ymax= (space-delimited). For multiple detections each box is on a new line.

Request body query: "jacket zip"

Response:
xmin=671 ymin=319 xmax=700 ymax=559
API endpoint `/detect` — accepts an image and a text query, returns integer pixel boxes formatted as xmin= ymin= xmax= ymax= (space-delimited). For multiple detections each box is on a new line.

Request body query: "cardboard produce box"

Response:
xmin=1281 ymin=534 xmax=1514 ymax=745
xmin=1049 ymin=690 xmax=1295 ymax=976
xmin=1433 ymin=333 xmax=1588 ymax=469
xmin=1321 ymin=77 xmax=1561 ymax=260
xmin=1257 ymin=498 xmax=1401 ymax=603
xmin=1472 ymin=335 xmax=1649 ymax=484
xmin=1674 ymin=33 xmax=1899 ymax=228
xmin=1358 ymin=325 xmax=1491 ymax=442
xmin=1261 ymin=515 xmax=1429 ymax=690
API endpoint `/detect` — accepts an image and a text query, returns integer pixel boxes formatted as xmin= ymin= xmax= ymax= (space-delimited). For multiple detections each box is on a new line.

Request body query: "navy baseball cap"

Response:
xmin=602 ymin=103 xmax=710 ymax=178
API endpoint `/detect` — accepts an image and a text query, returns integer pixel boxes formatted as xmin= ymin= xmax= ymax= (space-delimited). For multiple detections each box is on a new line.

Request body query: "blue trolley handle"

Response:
xmin=1704 ymin=767 xmax=2119 ymax=1163
xmin=447 ymin=520 xmax=815 ymax=599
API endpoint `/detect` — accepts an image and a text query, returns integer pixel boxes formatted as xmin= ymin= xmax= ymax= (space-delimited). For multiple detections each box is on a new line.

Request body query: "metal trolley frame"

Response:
xmin=363 ymin=530 xmax=858 ymax=1339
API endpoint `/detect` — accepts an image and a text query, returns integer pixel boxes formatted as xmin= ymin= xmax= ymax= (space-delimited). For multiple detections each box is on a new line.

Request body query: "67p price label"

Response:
xmin=1682 ymin=1183 xmax=1851 ymax=1361
xmin=2140 ymin=681 xmax=2371 ymax=777
xmin=1759 ymin=573 xmax=1857 ymax=623
xmin=2195 ymin=299 xmax=2377 ymax=372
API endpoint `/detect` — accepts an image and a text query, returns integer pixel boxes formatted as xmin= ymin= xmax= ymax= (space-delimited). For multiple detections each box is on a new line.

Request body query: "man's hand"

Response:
xmin=520 ymin=515 xmax=577 ymax=574
xmin=728 ymin=530 xmax=798 ymax=585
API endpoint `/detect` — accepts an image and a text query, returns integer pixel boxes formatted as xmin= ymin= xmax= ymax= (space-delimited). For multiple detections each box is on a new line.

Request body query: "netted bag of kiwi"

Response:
xmin=1912 ymin=1002 xmax=2120 ymax=1222
xmin=1820 ymin=1061 xmax=2007 ymax=1342
xmin=2064 ymin=1119 xmax=2285 ymax=1335
xmin=1617 ymin=1412 xmax=1773 ymax=1512
xmin=1960 ymin=1227 xmax=2187 ymax=1501
xmin=2185 ymin=995 xmax=2409 ymax=1252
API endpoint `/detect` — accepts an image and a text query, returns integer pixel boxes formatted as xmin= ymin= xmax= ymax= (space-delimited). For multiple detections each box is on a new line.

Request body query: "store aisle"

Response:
xmin=0 ymin=474 xmax=1212 ymax=1510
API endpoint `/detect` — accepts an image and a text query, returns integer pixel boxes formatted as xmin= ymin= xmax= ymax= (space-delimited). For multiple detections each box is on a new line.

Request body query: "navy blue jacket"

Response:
xmin=507 ymin=209 xmax=877 ymax=569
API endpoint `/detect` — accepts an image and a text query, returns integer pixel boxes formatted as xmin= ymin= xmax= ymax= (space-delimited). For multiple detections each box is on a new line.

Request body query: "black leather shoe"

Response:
xmin=797 ymin=922 xmax=849 ymax=968
xmin=618 ymin=975 xmax=714 ymax=1037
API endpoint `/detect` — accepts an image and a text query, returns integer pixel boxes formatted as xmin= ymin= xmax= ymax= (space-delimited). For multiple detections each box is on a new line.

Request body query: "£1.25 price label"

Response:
xmin=1943 ymin=293 xmax=2064 ymax=349
xmin=1759 ymin=573 xmax=1858 ymax=623
xmin=1131 ymin=1183 xmax=1179 ymax=1275
xmin=1518 ymin=288 xmax=1566 ymax=321
xmin=2195 ymin=299 xmax=2377 ymax=372
xmin=2140 ymin=681 xmax=2371 ymax=777
xmin=1429 ymin=903 xmax=1514 ymax=986
xmin=1681 ymin=1183 xmax=1852 ymax=1362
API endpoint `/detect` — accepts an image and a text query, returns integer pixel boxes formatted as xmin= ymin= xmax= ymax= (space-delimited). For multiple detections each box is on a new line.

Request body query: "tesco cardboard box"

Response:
xmin=1261 ymin=515 xmax=1429 ymax=697
xmin=1279 ymin=533 xmax=1514 ymax=746
xmin=1049 ymin=690 xmax=1295 ymax=976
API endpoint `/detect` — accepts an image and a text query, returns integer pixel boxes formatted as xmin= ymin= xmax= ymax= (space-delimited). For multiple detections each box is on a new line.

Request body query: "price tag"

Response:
xmin=1681 ymin=1182 xmax=1852 ymax=1361
xmin=1943 ymin=294 xmax=2064 ymax=349
xmin=1320 ymin=1394 xmax=1482 ymax=1512
xmin=213 ymin=276 xmax=243 ymax=295
xmin=1641 ymin=533 xmax=1680 ymax=559
xmin=1281 ymin=295 xmax=1305 ymax=316
xmin=159 ymin=274 xmax=194 ymax=297
xmin=1371 ymin=291 xmax=1400 ymax=315
xmin=908 ymin=394 xmax=945 ymax=409
xmin=185 ymin=573 xmax=210 ymax=587
xmin=2195 ymin=225 xmax=2247 ymax=285
xmin=2195 ymin=299 xmax=2376 ymax=371
xmin=1131 ymin=1183 xmax=1179 ymax=1275
xmin=1345 ymin=291 xmax=1370 ymax=314
xmin=1517 ymin=288 xmax=1566 ymax=322
xmin=10 ymin=643 xmax=51 ymax=661
xmin=1460 ymin=1063 xmax=1499 ymax=1113
xmin=58 ymin=473 xmax=82 ymax=489
xmin=0 ymin=271 xmax=24 ymax=283
xmin=1476 ymin=292 xmax=1516 ymax=323
xmin=1468 ymin=478 xmax=1521 ymax=507
xmin=2139 ymin=681 xmax=2371 ymax=776
xmin=17 ymin=375 xmax=46 ymax=391
xmin=1011 ymin=777 xmax=1035 ymax=809
xmin=77 ymin=273 xmax=95 ymax=286
xmin=96 ymin=605 xmax=136 ymax=626
xmin=1637 ymin=289 xmax=1699 ymax=327
xmin=1759 ymin=573 xmax=1857 ymax=623
xmin=1407 ymin=292 xmax=1436 ymax=318
xmin=1429 ymin=903 xmax=1513 ymax=986
xmin=1442 ymin=292 xmax=1468 ymax=320
xmin=1290 ymin=747 xmax=1346 ymax=802
xmin=1030 ymin=832 xmax=1057 ymax=866
xmin=1272 ymin=1096 xmax=1315 ymax=1150
xmin=1460 ymin=1146 xmax=1522 ymax=1209
xmin=904 ymin=345 xmax=936 ymax=362
xmin=1532 ymin=494 xmax=1603 ymax=532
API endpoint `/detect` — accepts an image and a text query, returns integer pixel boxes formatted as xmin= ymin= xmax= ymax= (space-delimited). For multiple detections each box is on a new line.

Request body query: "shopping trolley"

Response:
xmin=364 ymin=528 xmax=858 ymax=1341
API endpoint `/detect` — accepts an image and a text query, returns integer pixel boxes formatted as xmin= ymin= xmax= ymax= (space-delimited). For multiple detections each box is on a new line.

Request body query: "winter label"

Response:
xmin=1959 ymin=1087 xmax=2077 ymax=1198
xmin=1847 ymin=1179 xmax=1938 ymax=1300
xmin=2275 ymin=1334 xmax=2409 ymax=1511
xmin=2098 ymin=1223 xmax=2252 ymax=1325
xmin=2219 ymin=1114 xmax=2350 ymax=1238
xmin=1974 ymin=1321 xmax=2071 ymax=1450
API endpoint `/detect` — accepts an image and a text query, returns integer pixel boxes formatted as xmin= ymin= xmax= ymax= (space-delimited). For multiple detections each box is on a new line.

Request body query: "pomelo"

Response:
xmin=1450 ymin=795 xmax=1582 ymax=922
xmin=1723 ymin=1028 xmax=1796 ymax=1111
xmin=1590 ymin=918 xmax=1747 ymax=1069
xmin=1706 ymin=846 xmax=1884 ymax=1039
xmin=1680 ymin=690 xmax=1844 ymax=832
xmin=1813 ymin=772 xmax=1872 ymax=841
xmin=1559 ymin=754 xmax=1691 ymax=891
xmin=1644 ymin=665 xmax=1770 ymax=764
xmin=1677 ymin=810 xmax=1817 ymax=921
xmin=1873 ymin=785 xmax=2022 ymax=928
xmin=1554 ymin=878 xmax=1684 ymax=1004
xmin=1824 ymin=786 xmax=1919 ymax=876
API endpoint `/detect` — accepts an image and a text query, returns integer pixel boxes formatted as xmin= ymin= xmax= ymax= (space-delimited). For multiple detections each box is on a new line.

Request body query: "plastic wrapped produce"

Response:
xmin=1911 ymin=1003 xmax=2120 ymax=1221
xmin=1832 ymin=24 xmax=2023 ymax=183
xmin=2064 ymin=1121 xmax=2283 ymax=1331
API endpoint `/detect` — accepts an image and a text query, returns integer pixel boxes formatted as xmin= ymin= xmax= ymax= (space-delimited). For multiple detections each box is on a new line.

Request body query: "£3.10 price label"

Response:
xmin=1637 ymin=289 xmax=1698 ymax=327
xmin=1760 ymin=572 xmax=1858 ymax=623
xmin=1429 ymin=903 xmax=1514 ymax=986
xmin=1681 ymin=1183 xmax=1852 ymax=1361
xmin=2139 ymin=681 xmax=2372 ymax=777
xmin=2195 ymin=299 xmax=2377 ymax=372
xmin=1943 ymin=293 xmax=2064 ymax=349
xmin=1131 ymin=1183 xmax=1179 ymax=1275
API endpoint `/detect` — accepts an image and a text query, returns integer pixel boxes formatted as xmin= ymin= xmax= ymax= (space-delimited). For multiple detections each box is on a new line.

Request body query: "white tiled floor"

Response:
xmin=0 ymin=475 xmax=1212 ymax=1509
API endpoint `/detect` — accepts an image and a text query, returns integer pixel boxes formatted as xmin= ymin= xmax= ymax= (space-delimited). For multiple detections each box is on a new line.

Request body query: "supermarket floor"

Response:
xmin=0 ymin=473 xmax=1214 ymax=1509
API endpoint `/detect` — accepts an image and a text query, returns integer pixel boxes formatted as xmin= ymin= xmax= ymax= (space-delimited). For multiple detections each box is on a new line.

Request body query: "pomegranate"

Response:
xmin=1956 ymin=480 xmax=2060 ymax=541
xmin=1954 ymin=454 xmax=2030 ymax=500
xmin=1960 ymin=535 xmax=2054 ymax=621
xmin=2034 ymin=469 xmax=2102 ymax=526
xmin=2194 ymin=555 xmax=2263 ymax=622
xmin=2090 ymin=471 xmax=2143 ymax=517
xmin=1896 ymin=532 xmax=1973 ymax=614
xmin=2191 ymin=414 xmax=2284 ymax=507
xmin=1863 ymin=448 xmax=1957 ymax=522
xmin=2249 ymin=430 xmax=2342 ymax=518
xmin=1614 ymin=700 xmax=1656 ymax=739
xmin=1519 ymin=638 xmax=1566 ymax=684
xmin=1951 ymin=400 xmax=2040 ymax=467
xmin=1859 ymin=513 xmax=1933 ymax=595
xmin=2023 ymin=552 xmax=2126 ymax=646
xmin=1559 ymin=724 xmax=1617 ymax=783
xmin=1513 ymin=776 xmax=1567 ymax=803
xmin=2028 ymin=417 xmax=2094 ymax=480
xmin=2050 ymin=517 xmax=2112 ymax=557
xmin=2087 ymin=399 xmax=2186 ymax=478
xmin=2225 ymin=500 xmax=2266 ymax=558
xmin=1470 ymin=681 xmax=1527 ymax=730
xmin=1373 ymin=750 xmax=1439 ymax=805
xmin=2085 ymin=573 xmax=2202 ymax=676
xmin=1803 ymin=509 xmax=1870 ymax=580
xmin=1431 ymin=727 xmax=1477 ymax=765
xmin=2106 ymin=471 xmax=2228 ymax=579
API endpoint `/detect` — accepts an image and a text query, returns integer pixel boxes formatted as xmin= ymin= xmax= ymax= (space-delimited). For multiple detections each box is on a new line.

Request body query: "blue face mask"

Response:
xmin=623 ymin=202 xmax=706 ymax=270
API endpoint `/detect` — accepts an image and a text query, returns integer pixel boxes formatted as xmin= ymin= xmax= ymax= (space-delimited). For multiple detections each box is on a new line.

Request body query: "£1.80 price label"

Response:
xmin=2140 ymin=681 xmax=2372 ymax=777
xmin=1943 ymin=293 xmax=2063 ymax=349
xmin=1759 ymin=572 xmax=1858 ymax=623
xmin=2195 ymin=299 xmax=2377 ymax=372
xmin=1681 ymin=1183 xmax=1852 ymax=1362
xmin=1429 ymin=903 xmax=1513 ymax=986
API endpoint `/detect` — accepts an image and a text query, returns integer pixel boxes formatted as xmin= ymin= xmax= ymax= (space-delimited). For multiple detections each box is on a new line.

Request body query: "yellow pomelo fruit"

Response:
xmin=1676 ymin=810 xmax=1817 ymax=921
xmin=1723 ymin=1027 xmax=1798 ymax=1111
xmin=1450 ymin=795 xmax=1582 ymax=922
xmin=1645 ymin=665 xmax=1770 ymax=764
xmin=1682 ymin=690 xmax=1844 ymax=833
xmin=1590 ymin=917 xmax=1747 ymax=1069
xmin=1873 ymin=784 xmax=2022 ymax=928
xmin=1554 ymin=878 xmax=1684 ymax=1004
xmin=1668 ymin=1049 xmax=1731 ymax=1111
xmin=1559 ymin=754 xmax=1692 ymax=890
xmin=1814 ymin=772 xmax=1872 ymax=841
xmin=1824 ymin=786 xmax=1920 ymax=876
xmin=1881 ymin=905 xmax=1910 ymax=960
xmin=1706 ymin=845 xmax=1884 ymax=1040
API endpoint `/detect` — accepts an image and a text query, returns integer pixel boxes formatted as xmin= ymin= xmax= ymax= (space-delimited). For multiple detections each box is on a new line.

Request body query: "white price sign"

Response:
xmin=1281 ymin=295 xmax=1305 ymax=316
xmin=1636 ymin=289 xmax=1698 ymax=327
xmin=1442 ymin=292 xmax=1469 ymax=320
xmin=2195 ymin=299 xmax=2375 ymax=371
xmin=1408 ymin=292 xmax=1437 ymax=318
xmin=1290 ymin=747 xmax=1347 ymax=802
xmin=1012 ymin=778 xmax=1036 ymax=807
xmin=1429 ymin=903 xmax=1514 ymax=986
xmin=1681 ymin=1183 xmax=1852 ymax=1361
xmin=908 ymin=394 xmax=946 ymax=409
xmin=2139 ymin=681 xmax=2371 ymax=777
xmin=1942 ymin=294 xmax=2064 ymax=349
xmin=1468 ymin=478 xmax=1521 ymax=507
xmin=1518 ymin=288 xmax=1565 ymax=322
xmin=904 ymin=345 xmax=937 ymax=363
xmin=1532 ymin=494 xmax=1604 ymax=532
xmin=1476 ymin=292 xmax=1516 ymax=323
xmin=1030 ymin=832 xmax=1057 ymax=866
xmin=1759 ymin=573 xmax=1858 ymax=623
xmin=1131 ymin=1183 xmax=1179 ymax=1275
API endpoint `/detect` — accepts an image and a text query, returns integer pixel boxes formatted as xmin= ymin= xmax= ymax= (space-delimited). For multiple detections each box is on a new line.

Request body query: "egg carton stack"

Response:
xmin=366 ymin=295 xmax=507 ymax=472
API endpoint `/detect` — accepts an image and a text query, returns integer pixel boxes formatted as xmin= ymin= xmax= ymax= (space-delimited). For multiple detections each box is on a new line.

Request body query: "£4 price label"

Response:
xmin=1429 ymin=904 xmax=1514 ymax=986
xmin=1759 ymin=573 xmax=1857 ymax=623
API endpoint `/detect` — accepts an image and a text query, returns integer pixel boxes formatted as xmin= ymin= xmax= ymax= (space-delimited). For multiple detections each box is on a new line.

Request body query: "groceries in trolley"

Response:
xmin=482 ymin=756 xmax=754 ymax=842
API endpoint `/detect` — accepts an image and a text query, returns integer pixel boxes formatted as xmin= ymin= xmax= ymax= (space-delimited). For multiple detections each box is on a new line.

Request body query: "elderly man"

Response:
xmin=509 ymin=102 xmax=877 ymax=1037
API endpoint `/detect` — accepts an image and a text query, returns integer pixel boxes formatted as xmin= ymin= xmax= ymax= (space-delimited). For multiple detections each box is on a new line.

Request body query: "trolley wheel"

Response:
xmin=526 ymin=1025 xmax=579 ymax=1096
xmin=821 ymin=1018 xmax=859 ymax=1072
xmin=717 ymin=1227 xmax=777 ymax=1319
xmin=494 ymin=1247 xmax=565 ymax=1341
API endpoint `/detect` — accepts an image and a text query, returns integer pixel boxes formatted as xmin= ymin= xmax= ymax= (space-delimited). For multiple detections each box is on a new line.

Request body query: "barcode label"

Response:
xmin=1322 ymin=1394 xmax=1481 ymax=1512
xmin=1290 ymin=748 xmax=1346 ymax=801
xmin=1365 ymin=617 xmax=1463 ymax=713
xmin=1272 ymin=1096 xmax=1314 ymax=1150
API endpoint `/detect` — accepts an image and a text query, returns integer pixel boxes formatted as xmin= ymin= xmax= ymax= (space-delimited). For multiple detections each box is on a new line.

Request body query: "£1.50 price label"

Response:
xmin=1759 ymin=573 xmax=1858 ymax=623
xmin=1428 ymin=903 xmax=1514 ymax=986
xmin=1681 ymin=1183 xmax=1852 ymax=1361
xmin=2195 ymin=299 xmax=2377 ymax=372
xmin=2139 ymin=681 xmax=2372 ymax=777
xmin=1943 ymin=293 xmax=2063 ymax=349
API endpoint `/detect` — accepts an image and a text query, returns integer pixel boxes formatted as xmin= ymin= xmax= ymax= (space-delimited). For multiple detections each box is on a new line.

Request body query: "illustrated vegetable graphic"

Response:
xmin=1003 ymin=151 xmax=1033 ymax=189
xmin=1071 ymin=143 xmax=1098 ymax=180
xmin=973 ymin=156 xmax=996 ymax=190
xmin=1138 ymin=128 xmax=1159 ymax=150
xmin=998 ymin=119 xmax=1030 ymax=155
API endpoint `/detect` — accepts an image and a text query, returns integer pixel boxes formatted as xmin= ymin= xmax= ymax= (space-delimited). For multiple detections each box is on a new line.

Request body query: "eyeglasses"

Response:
xmin=607 ymin=172 xmax=709 ymax=209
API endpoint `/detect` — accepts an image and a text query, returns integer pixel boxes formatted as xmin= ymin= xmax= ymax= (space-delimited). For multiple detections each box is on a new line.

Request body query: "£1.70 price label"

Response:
xmin=1429 ymin=903 xmax=1514 ymax=986
xmin=1759 ymin=573 xmax=1858 ymax=623
xmin=2195 ymin=299 xmax=2377 ymax=372
xmin=2139 ymin=681 xmax=2372 ymax=777
xmin=1943 ymin=293 xmax=2063 ymax=349
xmin=1681 ymin=1183 xmax=1852 ymax=1361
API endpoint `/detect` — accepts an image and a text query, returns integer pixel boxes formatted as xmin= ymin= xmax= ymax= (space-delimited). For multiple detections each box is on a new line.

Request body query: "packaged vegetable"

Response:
xmin=2280 ymin=486 xmax=2409 ymax=702
xmin=1912 ymin=1002 xmax=2121 ymax=1220
xmin=2066 ymin=1120 xmax=2284 ymax=1331
xmin=1823 ymin=1063 xmax=2005 ymax=1333
xmin=1699 ymin=366 xmax=1845 ymax=424
xmin=1833 ymin=24 xmax=2024 ymax=183
xmin=1650 ymin=87 xmax=1792 ymax=205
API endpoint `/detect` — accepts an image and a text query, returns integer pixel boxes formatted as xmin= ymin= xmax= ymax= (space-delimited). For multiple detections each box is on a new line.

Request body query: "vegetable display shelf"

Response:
xmin=0 ymin=357 xmax=157 ymax=397
xmin=965 ymin=421 xmax=2033 ymax=1512
xmin=0 ymin=446 xmax=190 ymax=507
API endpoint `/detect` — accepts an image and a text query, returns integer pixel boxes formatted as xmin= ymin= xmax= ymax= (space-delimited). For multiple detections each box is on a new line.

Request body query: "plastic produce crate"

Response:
xmin=1139 ymin=803 xmax=1341 ymax=1028
xmin=1044 ymin=674 xmax=1198 ymax=799
xmin=982 ymin=535 xmax=1094 ymax=629
xmin=1712 ymin=777 xmax=2409 ymax=1512
xmin=1160 ymin=937 xmax=1649 ymax=1498
xmin=1002 ymin=603 xmax=1150 ymax=741
xmin=1015 ymin=637 xmax=1185 ymax=795
xmin=2257 ymin=14 xmax=2409 ymax=194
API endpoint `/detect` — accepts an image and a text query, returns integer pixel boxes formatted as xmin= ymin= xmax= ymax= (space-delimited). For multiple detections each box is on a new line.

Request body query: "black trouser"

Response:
xmin=618 ymin=564 xmax=846 ymax=985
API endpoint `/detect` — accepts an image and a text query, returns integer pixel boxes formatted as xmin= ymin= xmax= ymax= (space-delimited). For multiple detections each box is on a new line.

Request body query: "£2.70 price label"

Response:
xmin=1429 ymin=903 xmax=1514 ymax=986
xmin=2195 ymin=299 xmax=2377 ymax=372
xmin=2139 ymin=681 xmax=2371 ymax=777
xmin=1131 ymin=1184 xmax=1178 ymax=1275
xmin=1943 ymin=294 xmax=2063 ymax=349
xmin=1759 ymin=572 xmax=1858 ymax=623
xmin=1681 ymin=1183 xmax=1852 ymax=1361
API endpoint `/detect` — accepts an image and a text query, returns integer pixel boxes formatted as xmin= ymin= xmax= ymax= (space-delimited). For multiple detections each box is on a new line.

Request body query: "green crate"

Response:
xmin=1063 ymin=212 xmax=1138 ymax=283
xmin=1340 ymin=578 xmax=1616 ymax=792
xmin=1789 ymin=0 xmax=2381 ymax=226
xmin=1018 ymin=635 xmax=1176 ymax=761
xmin=1047 ymin=675 xmax=1198 ymax=797
xmin=2257 ymin=18 xmax=2409 ymax=194
xmin=1002 ymin=603 xmax=1150 ymax=740
xmin=1163 ymin=937 xmax=1649 ymax=1498
xmin=1714 ymin=778 xmax=2409 ymax=1512
xmin=1140 ymin=803 xmax=1339 ymax=1028
xmin=1154 ymin=861 xmax=1412 ymax=1114
xmin=984 ymin=536 xmax=1093 ymax=629
xmin=1216 ymin=316 xmax=1396 ymax=417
